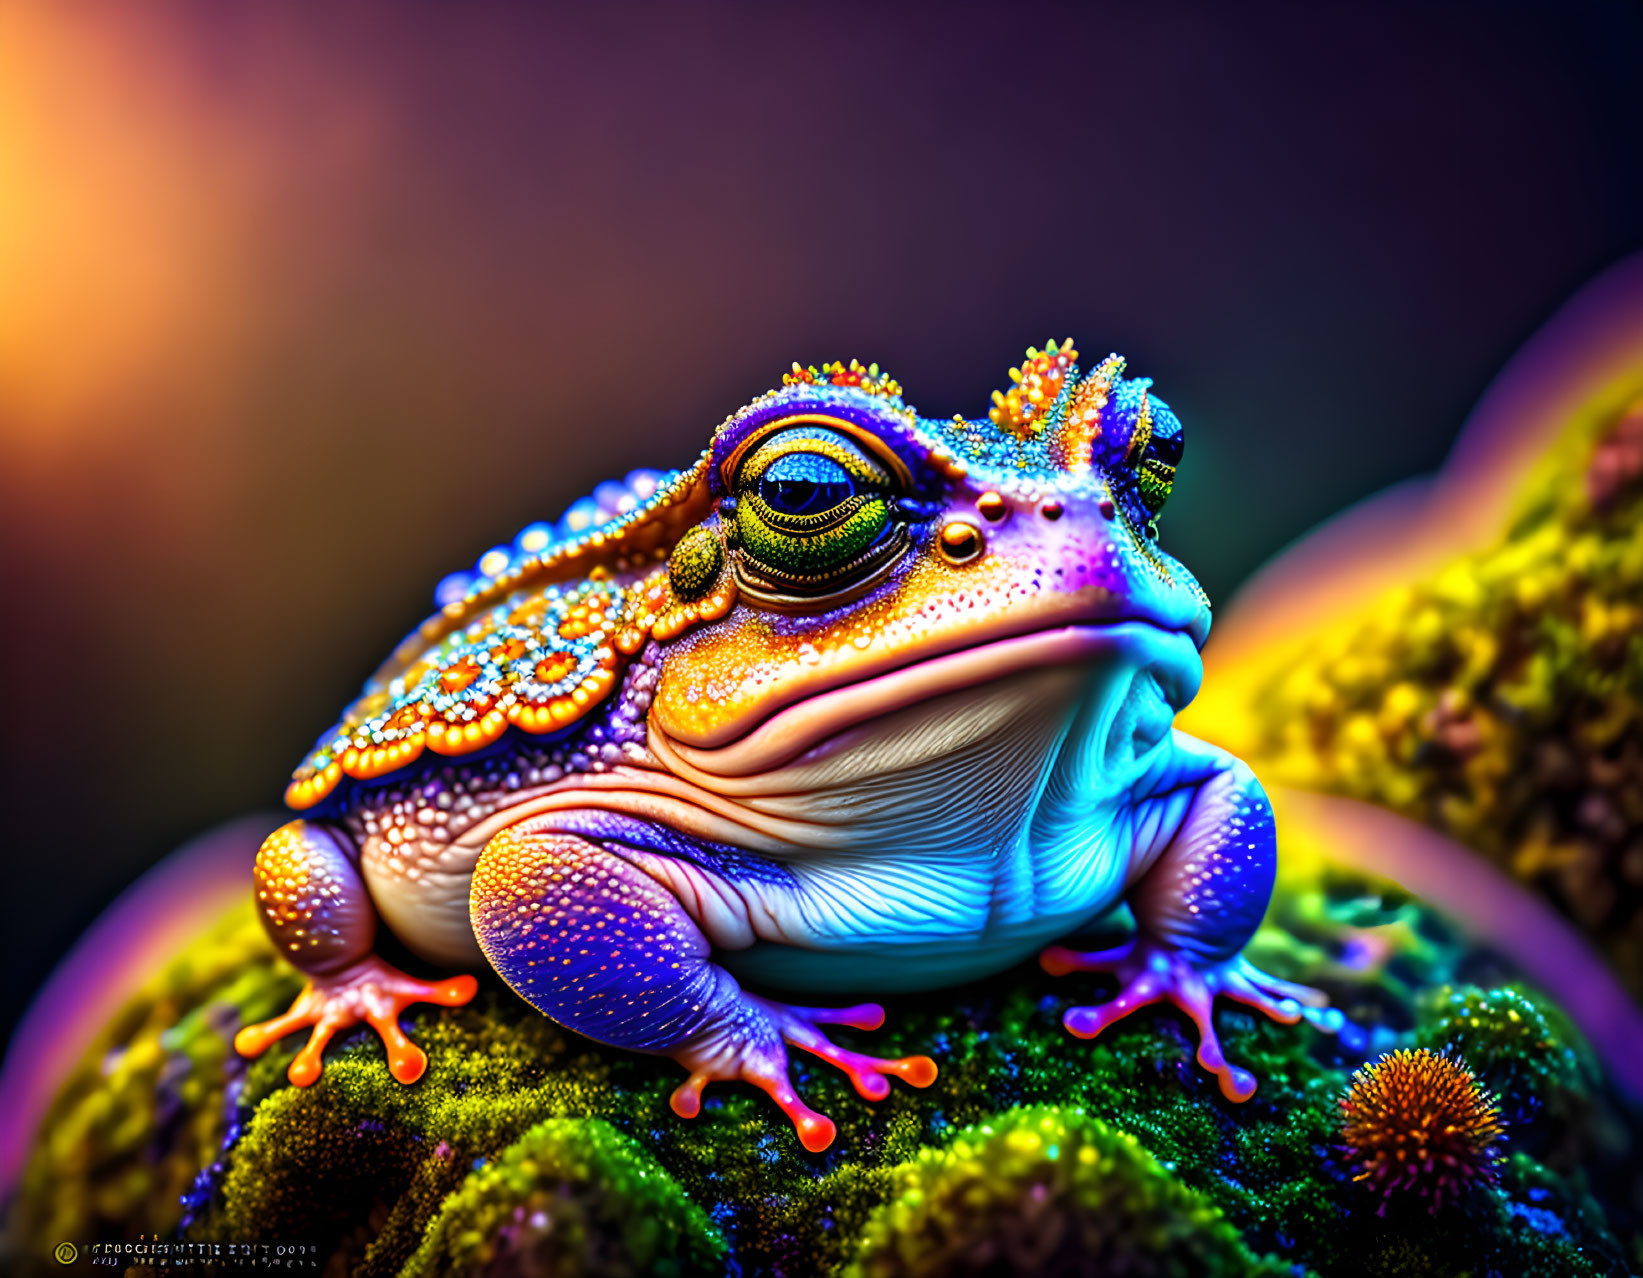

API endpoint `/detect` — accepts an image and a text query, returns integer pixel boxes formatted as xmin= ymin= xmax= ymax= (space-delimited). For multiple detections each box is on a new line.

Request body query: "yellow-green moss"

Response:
xmin=9 ymin=903 xmax=300 ymax=1260
xmin=847 ymin=1106 xmax=1300 ymax=1278
xmin=1245 ymin=395 xmax=1643 ymax=996
xmin=7 ymin=866 xmax=1636 ymax=1276
xmin=402 ymin=1118 xmax=723 ymax=1278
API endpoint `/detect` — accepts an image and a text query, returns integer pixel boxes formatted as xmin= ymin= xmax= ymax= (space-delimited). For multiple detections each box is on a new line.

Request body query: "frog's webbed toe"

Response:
xmin=669 ymin=997 xmax=937 ymax=1152
xmin=234 ymin=956 xmax=478 ymax=1086
xmin=1041 ymin=938 xmax=1335 ymax=1102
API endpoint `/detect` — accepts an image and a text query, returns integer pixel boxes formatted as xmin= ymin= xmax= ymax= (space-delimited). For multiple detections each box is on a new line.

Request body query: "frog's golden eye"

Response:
xmin=728 ymin=425 xmax=907 ymax=601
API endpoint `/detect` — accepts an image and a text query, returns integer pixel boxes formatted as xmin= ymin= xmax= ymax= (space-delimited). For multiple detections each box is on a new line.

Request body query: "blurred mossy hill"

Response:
xmin=8 ymin=866 xmax=1642 ymax=1278
xmin=1229 ymin=393 xmax=1643 ymax=996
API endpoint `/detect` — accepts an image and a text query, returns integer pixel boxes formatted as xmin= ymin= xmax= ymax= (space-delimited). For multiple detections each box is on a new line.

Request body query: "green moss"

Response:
xmin=8 ymin=869 xmax=1638 ymax=1276
xmin=402 ymin=1118 xmax=724 ymax=1278
xmin=1490 ymin=1152 xmax=1632 ymax=1277
xmin=1414 ymin=983 xmax=1600 ymax=1140
xmin=846 ymin=1106 xmax=1300 ymax=1278
xmin=8 ymin=903 xmax=300 ymax=1262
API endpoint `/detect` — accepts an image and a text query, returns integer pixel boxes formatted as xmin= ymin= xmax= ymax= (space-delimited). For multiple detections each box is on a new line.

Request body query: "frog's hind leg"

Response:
xmin=469 ymin=816 xmax=936 ymax=1152
xmin=234 ymin=820 xmax=478 ymax=1085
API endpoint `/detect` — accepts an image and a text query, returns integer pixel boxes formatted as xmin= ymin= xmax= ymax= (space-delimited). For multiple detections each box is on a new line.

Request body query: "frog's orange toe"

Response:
xmin=665 ymin=994 xmax=935 ymax=1153
xmin=774 ymin=999 xmax=939 ymax=1102
xmin=788 ymin=1108 xmax=838 ymax=1154
xmin=234 ymin=956 xmax=478 ymax=1086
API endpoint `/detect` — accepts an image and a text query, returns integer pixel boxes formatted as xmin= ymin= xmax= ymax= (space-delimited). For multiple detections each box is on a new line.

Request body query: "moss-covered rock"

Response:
xmin=7 ymin=903 xmax=301 ymax=1260
xmin=1414 ymin=983 xmax=1601 ymax=1138
xmin=7 ymin=866 xmax=1638 ymax=1276
xmin=1241 ymin=393 xmax=1643 ymax=998
xmin=402 ymin=1118 xmax=724 ymax=1278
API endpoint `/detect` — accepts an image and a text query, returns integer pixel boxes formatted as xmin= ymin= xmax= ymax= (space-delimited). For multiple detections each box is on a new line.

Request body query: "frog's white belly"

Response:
xmin=719 ymin=900 xmax=1125 ymax=992
xmin=634 ymin=662 xmax=1147 ymax=991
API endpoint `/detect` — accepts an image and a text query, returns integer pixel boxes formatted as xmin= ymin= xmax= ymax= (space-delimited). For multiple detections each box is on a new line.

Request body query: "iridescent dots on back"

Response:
xmin=433 ymin=469 xmax=674 ymax=609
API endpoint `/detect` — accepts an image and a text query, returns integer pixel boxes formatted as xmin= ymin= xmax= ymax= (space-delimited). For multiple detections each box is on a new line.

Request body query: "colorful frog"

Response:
xmin=236 ymin=343 xmax=1332 ymax=1151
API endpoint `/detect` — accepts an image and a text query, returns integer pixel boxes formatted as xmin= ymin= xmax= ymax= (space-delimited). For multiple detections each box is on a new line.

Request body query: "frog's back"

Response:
xmin=283 ymin=463 xmax=715 ymax=821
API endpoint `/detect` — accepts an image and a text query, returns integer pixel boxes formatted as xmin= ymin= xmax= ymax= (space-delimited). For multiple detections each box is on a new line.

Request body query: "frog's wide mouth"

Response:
xmin=648 ymin=618 xmax=1202 ymax=783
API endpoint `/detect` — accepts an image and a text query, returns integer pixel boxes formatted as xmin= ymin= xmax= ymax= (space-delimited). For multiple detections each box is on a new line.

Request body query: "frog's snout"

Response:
xmin=946 ymin=481 xmax=1211 ymax=648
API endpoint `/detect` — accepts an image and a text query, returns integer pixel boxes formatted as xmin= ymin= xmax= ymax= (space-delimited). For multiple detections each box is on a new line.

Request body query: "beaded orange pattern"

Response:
xmin=289 ymin=578 xmax=636 ymax=809
xmin=988 ymin=339 xmax=1078 ymax=440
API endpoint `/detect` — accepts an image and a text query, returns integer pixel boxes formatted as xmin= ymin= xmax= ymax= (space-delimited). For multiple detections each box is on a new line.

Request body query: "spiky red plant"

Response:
xmin=1339 ymin=1047 xmax=1504 ymax=1214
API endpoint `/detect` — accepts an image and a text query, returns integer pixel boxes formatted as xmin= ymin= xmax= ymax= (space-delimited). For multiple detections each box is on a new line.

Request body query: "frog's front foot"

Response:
xmin=234 ymin=955 xmax=478 ymax=1086
xmin=668 ymin=997 xmax=938 ymax=1153
xmin=1040 ymin=937 xmax=1333 ymax=1101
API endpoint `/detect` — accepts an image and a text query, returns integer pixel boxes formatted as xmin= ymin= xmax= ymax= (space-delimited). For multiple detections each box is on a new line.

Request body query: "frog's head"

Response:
xmin=642 ymin=345 xmax=1212 ymax=832
xmin=282 ymin=342 xmax=1212 ymax=829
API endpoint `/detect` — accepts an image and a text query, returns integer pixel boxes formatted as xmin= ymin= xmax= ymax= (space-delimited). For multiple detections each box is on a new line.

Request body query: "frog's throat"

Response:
xmin=648 ymin=620 xmax=1200 ymax=786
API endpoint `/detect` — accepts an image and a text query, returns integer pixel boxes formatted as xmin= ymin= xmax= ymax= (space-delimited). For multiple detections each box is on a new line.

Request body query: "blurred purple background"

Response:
xmin=1 ymin=2 xmax=1640 ymax=1044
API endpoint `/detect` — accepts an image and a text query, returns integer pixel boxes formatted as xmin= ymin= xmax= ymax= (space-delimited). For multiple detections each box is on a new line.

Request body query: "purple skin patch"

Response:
xmin=468 ymin=815 xmax=935 ymax=1152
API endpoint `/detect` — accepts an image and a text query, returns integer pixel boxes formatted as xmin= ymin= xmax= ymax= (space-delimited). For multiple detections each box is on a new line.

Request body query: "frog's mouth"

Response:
xmin=647 ymin=618 xmax=1202 ymax=788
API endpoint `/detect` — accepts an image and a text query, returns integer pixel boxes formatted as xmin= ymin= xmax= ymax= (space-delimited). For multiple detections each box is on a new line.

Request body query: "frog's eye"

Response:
xmin=1136 ymin=422 xmax=1181 ymax=516
xmin=1121 ymin=394 xmax=1183 ymax=519
xmin=729 ymin=425 xmax=906 ymax=600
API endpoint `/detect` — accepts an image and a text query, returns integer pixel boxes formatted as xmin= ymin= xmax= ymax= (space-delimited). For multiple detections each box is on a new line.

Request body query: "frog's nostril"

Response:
xmin=1097 ymin=499 xmax=1115 ymax=520
xmin=976 ymin=492 xmax=1008 ymax=522
xmin=1040 ymin=499 xmax=1064 ymax=521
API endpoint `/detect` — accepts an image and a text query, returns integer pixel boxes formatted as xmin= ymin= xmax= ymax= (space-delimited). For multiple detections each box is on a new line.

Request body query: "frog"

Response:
xmin=235 ymin=342 xmax=1334 ymax=1152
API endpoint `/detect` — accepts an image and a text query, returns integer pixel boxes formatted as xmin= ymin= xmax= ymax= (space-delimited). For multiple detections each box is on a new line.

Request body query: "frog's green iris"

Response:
xmin=732 ymin=426 xmax=899 ymax=595
xmin=1136 ymin=458 xmax=1175 ymax=515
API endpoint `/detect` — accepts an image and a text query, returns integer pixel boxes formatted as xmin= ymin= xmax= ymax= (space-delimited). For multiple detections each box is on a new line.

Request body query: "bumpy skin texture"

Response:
xmin=237 ymin=346 xmax=1330 ymax=1146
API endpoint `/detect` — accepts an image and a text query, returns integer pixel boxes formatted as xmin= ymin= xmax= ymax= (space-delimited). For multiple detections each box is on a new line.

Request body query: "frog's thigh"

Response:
xmin=469 ymin=816 xmax=746 ymax=1054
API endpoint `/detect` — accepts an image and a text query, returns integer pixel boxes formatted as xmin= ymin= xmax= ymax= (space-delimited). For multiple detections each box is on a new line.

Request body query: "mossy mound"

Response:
xmin=848 ymin=1106 xmax=1293 ymax=1278
xmin=1243 ymin=395 xmax=1643 ymax=996
xmin=402 ymin=1118 xmax=724 ymax=1278
xmin=7 ymin=866 xmax=1639 ymax=1276
xmin=6 ymin=905 xmax=302 ymax=1260
xmin=1414 ymin=983 xmax=1602 ymax=1139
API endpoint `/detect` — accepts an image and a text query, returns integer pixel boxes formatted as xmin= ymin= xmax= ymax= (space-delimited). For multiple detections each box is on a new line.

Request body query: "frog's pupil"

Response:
xmin=758 ymin=452 xmax=856 ymax=517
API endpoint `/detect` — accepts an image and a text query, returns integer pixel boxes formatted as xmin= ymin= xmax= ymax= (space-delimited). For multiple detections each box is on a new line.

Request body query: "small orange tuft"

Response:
xmin=1339 ymin=1047 xmax=1504 ymax=1214
xmin=989 ymin=339 xmax=1078 ymax=440
xmin=782 ymin=358 xmax=902 ymax=400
